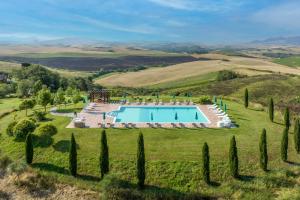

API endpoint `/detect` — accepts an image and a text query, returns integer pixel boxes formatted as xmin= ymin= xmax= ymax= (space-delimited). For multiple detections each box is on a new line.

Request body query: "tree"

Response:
xmin=229 ymin=136 xmax=239 ymax=178
xmin=137 ymin=132 xmax=145 ymax=189
xmin=37 ymin=88 xmax=51 ymax=112
xmin=19 ymin=99 xmax=36 ymax=116
xmin=13 ymin=119 xmax=36 ymax=140
xmin=17 ymin=80 xmax=33 ymax=97
xmin=269 ymin=98 xmax=274 ymax=122
xmin=294 ymin=118 xmax=300 ymax=154
xmin=202 ymin=142 xmax=210 ymax=184
xmin=284 ymin=107 xmax=290 ymax=130
xmin=259 ymin=129 xmax=268 ymax=171
xmin=25 ymin=133 xmax=33 ymax=164
xmin=244 ymin=88 xmax=249 ymax=108
xmin=72 ymin=89 xmax=82 ymax=105
xmin=69 ymin=133 xmax=77 ymax=177
xmin=100 ymin=130 xmax=109 ymax=179
xmin=281 ymin=128 xmax=288 ymax=162
xmin=54 ymin=87 xmax=65 ymax=108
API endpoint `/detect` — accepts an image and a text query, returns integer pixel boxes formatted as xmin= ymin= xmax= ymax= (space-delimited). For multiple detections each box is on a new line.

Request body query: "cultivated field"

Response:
xmin=96 ymin=53 xmax=300 ymax=87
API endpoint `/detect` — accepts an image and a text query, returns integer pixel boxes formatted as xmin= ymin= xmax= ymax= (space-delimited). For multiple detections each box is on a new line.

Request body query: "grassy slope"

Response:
xmin=273 ymin=56 xmax=300 ymax=68
xmin=0 ymin=98 xmax=21 ymax=116
xmin=0 ymin=98 xmax=300 ymax=199
xmin=96 ymin=53 xmax=300 ymax=87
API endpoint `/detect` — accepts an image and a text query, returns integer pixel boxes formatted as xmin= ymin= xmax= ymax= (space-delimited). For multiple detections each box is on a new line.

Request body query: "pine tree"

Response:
xmin=25 ymin=133 xmax=33 ymax=164
xmin=69 ymin=133 xmax=77 ymax=177
xmin=244 ymin=88 xmax=249 ymax=108
xmin=137 ymin=132 xmax=145 ymax=189
xmin=284 ymin=107 xmax=290 ymax=130
xmin=259 ymin=129 xmax=268 ymax=171
xmin=229 ymin=136 xmax=239 ymax=178
xmin=202 ymin=142 xmax=210 ymax=184
xmin=281 ymin=128 xmax=288 ymax=162
xmin=100 ymin=130 xmax=109 ymax=179
xmin=294 ymin=118 xmax=300 ymax=154
xmin=269 ymin=98 xmax=274 ymax=122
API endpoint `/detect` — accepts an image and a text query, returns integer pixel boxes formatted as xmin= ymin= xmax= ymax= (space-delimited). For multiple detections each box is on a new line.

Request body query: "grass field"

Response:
xmin=96 ymin=53 xmax=300 ymax=87
xmin=0 ymin=98 xmax=21 ymax=117
xmin=273 ymin=56 xmax=300 ymax=68
xmin=1 ymin=97 xmax=300 ymax=199
xmin=0 ymin=61 xmax=21 ymax=72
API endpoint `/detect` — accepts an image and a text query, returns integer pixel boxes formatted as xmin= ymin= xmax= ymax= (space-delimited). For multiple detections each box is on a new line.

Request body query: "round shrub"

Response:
xmin=6 ymin=121 xmax=17 ymax=136
xmin=13 ymin=119 xmax=36 ymax=140
xmin=36 ymin=124 xmax=57 ymax=136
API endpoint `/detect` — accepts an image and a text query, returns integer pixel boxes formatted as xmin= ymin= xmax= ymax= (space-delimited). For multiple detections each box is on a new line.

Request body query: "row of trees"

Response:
xmin=24 ymin=126 xmax=299 ymax=188
xmin=19 ymin=87 xmax=83 ymax=115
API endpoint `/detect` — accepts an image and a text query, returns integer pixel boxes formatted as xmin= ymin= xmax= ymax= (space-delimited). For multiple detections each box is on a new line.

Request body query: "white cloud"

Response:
xmin=147 ymin=0 xmax=245 ymax=12
xmin=0 ymin=32 xmax=61 ymax=41
xmin=252 ymin=1 xmax=300 ymax=29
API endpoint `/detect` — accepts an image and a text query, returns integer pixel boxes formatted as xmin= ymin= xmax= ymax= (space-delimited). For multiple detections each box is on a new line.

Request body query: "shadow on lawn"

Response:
xmin=52 ymin=140 xmax=80 ymax=152
xmin=32 ymin=162 xmax=100 ymax=182
xmin=101 ymin=176 xmax=216 ymax=200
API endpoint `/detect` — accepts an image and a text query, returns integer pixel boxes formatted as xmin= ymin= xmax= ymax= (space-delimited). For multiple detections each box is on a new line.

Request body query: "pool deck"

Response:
xmin=66 ymin=103 xmax=221 ymax=128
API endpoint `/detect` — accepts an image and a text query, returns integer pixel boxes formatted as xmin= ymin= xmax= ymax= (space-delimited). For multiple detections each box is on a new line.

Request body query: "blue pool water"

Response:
xmin=112 ymin=106 xmax=209 ymax=123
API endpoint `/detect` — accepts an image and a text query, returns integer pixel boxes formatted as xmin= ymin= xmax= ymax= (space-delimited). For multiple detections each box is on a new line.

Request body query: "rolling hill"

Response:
xmin=95 ymin=53 xmax=300 ymax=87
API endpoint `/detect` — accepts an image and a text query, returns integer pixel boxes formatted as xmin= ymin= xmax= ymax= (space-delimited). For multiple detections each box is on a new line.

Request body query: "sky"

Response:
xmin=0 ymin=0 xmax=300 ymax=44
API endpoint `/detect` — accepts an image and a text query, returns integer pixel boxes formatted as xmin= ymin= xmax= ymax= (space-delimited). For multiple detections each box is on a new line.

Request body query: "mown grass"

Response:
xmin=274 ymin=56 xmax=300 ymax=68
xmin=1 ymin=97 xmax=300 ymax=199
xmin=0 ymin=98 xmax=21 ymax=117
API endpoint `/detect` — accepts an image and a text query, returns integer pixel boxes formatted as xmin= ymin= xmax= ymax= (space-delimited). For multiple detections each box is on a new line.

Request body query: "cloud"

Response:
xmin=252 ymin=1 xmax=300 ymax=29
xmin=0 ymin=32 xmax=61 ymax=41
xmin=74 ymin=15 xmax=157 ymax=34
xmin=147 ymin=0 xmax=245 ymax=12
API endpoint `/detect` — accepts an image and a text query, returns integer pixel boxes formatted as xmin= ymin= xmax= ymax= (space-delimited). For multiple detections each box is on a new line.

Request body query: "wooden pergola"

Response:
xmin=89 ymin=89 xmax=111 ymax=103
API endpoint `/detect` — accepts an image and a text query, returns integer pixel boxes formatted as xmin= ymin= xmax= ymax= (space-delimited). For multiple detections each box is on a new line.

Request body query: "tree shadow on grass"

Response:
xmin=101 ymin=176 xmax=216 ymax=200
xmin=77 ymin=174 xmax=100 ymax=182
xmin=52 ymin=140 xmax=80 ymax=153
xmin=238 ymin=174 xmax=255 ymax=182
xmin=32 ymin=163 xmax=68 ymax=175
xmin=32 ymin=134 xmax=53 ymax=148
xmin=286 ymin=161 xmax=300 ymax=166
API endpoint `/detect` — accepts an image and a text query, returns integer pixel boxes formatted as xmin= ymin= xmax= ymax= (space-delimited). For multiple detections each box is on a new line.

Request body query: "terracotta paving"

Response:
xmin=66 ymin=103 xmax=223 ymax=129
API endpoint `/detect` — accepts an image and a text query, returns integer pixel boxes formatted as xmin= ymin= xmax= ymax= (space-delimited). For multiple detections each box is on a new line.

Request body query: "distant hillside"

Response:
xmin=251 ymin=36 xmax=300 ymax=46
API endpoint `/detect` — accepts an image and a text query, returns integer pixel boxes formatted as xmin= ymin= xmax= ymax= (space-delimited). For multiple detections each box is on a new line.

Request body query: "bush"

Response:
xmin=6 ymin=121 xmax=17 ymax=136
xmin=198 ymin=96 xmax=212 ymax=104
xmin=217 ymin=70 xmax=244 ymax=81
xmin=35 ymin=123 xmax=57 ymax=136
xmin=259 ymin=129 xmax=268 ymax=171
xmin=13 ymin=119 xmax=36 ymax=140
xmin=33 ymin=111 xmax=47 ymax=121
xmin=229 ymin=136 xmax=239 ymax=178
xmin=281 ymin=128 xmax=288 ymax=162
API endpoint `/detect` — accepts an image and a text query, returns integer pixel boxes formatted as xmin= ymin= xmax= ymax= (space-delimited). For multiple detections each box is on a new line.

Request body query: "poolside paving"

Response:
xmin=66 ymin=103 xmax=221 ymax=128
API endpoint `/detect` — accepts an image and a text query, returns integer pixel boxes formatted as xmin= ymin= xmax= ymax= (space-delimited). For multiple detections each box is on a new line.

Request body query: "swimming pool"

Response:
xmin=111 ymin=106 xmax=210 ymax=123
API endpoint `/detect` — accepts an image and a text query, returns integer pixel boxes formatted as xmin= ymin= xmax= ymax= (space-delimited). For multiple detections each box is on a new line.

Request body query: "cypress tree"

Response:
xmin=269 ymin=98 xmax=274 ymax=122
xmin=137 ymin=132 xmax=145 ymax=189
xmin=202 ymin=142 xmax=210 ymax=184
xmin=281 ymin=128 xmax=288 ymax=162
xmin=100 ymin=130 xmax=109 ymax=179
xmin=229 ymin=136 xmax=239 ymax=178
xmin=284 ymin=107 xmax=290 ymax=130
xmin=25 ymin=133 xmax=33 ymax=164
xmin=259 ymin=129 xmax=268 ymax=171
xmin=294 ymin=118 xmax=300 ymax=154
xmin=244 ymin=88 xmax=249 ymax=108
xmin=69 ymin=133 xmax=77 ymax=177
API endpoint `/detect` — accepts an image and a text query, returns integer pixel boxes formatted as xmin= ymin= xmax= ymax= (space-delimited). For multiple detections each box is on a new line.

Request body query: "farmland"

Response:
xmin=96 ymin=53 xmax=300 ymax=87
xmin=273 ymin=56 xmax=300 ymax=68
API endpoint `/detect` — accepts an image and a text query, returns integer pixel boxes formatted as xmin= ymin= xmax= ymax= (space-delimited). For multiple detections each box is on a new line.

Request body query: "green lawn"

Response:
xmin=0 ymin=98 xmax=299 ymax=199
xmin=0 ymin=98 xmax=21 ymax=117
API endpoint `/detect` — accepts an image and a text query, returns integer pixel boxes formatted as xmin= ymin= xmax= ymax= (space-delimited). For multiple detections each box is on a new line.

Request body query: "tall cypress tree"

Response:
xmin=100 ymin=130 xmax=109 ymax=179
xmin=244 ymin=88 xmax=249 ymax=108
xmin=69 ymin=133 xmax=77 ymax=177
xmin=137 ymin=132 xmax=145 ymax=189
xmin=269 ymin=98 xmax=274 ymax=122
xmin=202 ymin=142 xmax=210 ymax=184
xmin=281 ymin=128 xmax=288 ymax=162
xmin=284 ymin=107 xmax=290 ymax=130
xmin=294 ymin=118 xmax=300 ymax=154
xmin=25 ymin=133 xmax=33 ymax=164
xmin=259 ymin=129 xmax=268 ymax=171
xmin=229 ymin=136 xmax=239 ymax=178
